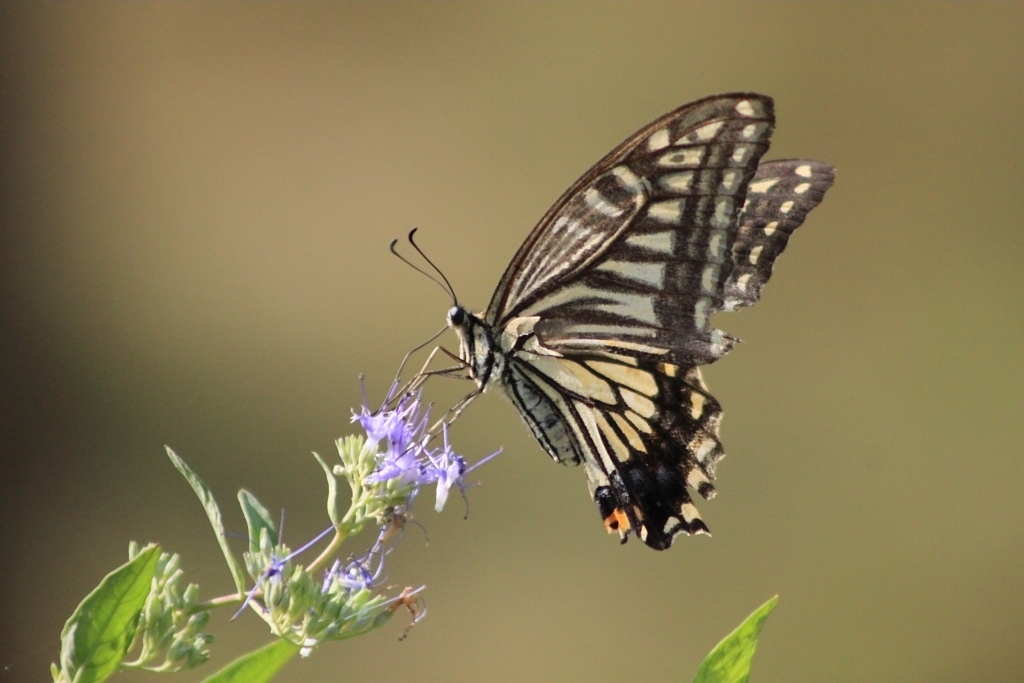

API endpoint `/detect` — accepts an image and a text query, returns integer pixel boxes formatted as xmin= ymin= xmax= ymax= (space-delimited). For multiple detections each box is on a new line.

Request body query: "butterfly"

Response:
xmin=445 ymin=93 xmax=834 ymax=549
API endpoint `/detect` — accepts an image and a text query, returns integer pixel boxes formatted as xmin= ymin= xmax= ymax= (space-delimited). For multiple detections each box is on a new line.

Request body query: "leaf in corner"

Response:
xmin=693 ymin=595 xmax=778 ymax=683
xmin=201 ymin=638 xmax=300 ymax=683
xmin=55 ymin=544 xmax=161 ymax=683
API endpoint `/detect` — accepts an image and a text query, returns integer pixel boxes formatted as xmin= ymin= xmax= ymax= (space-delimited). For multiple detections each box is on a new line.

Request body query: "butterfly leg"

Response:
xmin=426 ymin=387 xmax=482 ymax=442
xmin=403 ymin=351 xmax=470 ymax=396
xmin=385 ymin=345 xmax=470 ymax=411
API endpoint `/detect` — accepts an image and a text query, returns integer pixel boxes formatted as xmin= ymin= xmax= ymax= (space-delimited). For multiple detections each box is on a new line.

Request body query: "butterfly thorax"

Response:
xmin=447 ymin=305 xmax=503 ymax=390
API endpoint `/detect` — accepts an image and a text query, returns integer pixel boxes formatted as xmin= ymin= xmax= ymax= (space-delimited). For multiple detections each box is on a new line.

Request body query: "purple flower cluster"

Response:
xmin=234 ymin=385 xmax=502 ymax=647
xmin=352 ymin=389 xmax=500 ymax=513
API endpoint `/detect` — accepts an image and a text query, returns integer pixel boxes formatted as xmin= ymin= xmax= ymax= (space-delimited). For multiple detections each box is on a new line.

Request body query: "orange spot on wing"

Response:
xmin=603 ymin=508 xmax=631 ymax=534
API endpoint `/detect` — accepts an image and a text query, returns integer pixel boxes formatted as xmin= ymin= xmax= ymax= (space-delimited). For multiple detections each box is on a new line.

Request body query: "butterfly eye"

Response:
xmin=447 ymin=306 xmax=465 ymax=327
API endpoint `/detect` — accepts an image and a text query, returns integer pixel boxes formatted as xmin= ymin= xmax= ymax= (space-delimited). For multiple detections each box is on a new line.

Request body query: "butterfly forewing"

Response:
xmin=487 ymin=94 xmax=774 ymax=337
xmin=449 ymin=93 xmax=834 ymax=549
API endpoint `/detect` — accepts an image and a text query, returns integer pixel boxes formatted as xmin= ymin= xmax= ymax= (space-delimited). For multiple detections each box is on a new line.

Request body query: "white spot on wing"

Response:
xmin=574 ymin=401 xmax=616 ymax=473
xmin=561 ymin=338 xmax=668 ymax=356
xmin=586 ymin=360 xmax=659 ymax=397
xmin=795 ymin=164 xmax=813 ymax=177
xmin=780 ymin=200 xmax=795 ymax=214
xmin=689 ymin=392 xmax=706 ymax=419
xmin=625 ymin=231 xmax=675 ymax=255
xmin=659 ymin=148 xmax=704 ymax=168
xmin=735 ymin=100 xmax=755 ymax=116
xmin=712 ymin=197 xmax=734 ymax=228
xmin=687 ymin=433 xmax=717 ymax=461
xmin=648 ymin=199 xmax=685 ymax=223
xmin=680 ymin=120 xmax=724 ymax=143
xmin=709 ymin=329 xmax=730 ymax=357
xmin=528 ymin=356 xmax=617 ymax=404
xmin=625 ymin=410 xmax=653 ymax=434
xmin=763 ymin=221 xmax=778 ymax=236
xmin=584 ymin=187 xmax=626 ymax=217
xmin=794 ymin=182 xmax=810 ymax=194
xmin=748 ymin=245 xmax=763 ymax=264
xmin=595 ymin=260 xmax=666 ymax=288
xmin=611 ymin=165 xmax=649 ymax=194
xmin=658 ymin=171 xmax=694 ymax=193
xmin=686 ymin=468 xmax=710 ymax=490
xmin=731 ymin=146 xmax=750 ymax=163
xmin=700 ymin=265 xmax=720 ymax=294
xmin=680 ymin=502 xmax=700 ymax=523
xmin=608 ymin=354 xmax=639 ymax=367
xmin=611 ymin=412 xmax=646 ymax=453
xmin=593 ymin=290 xmax=660 ymax=325
xmin=748 ymin=177 xmax=779 ymax=194
xmin=595 ymin=411 xmax=632 ymax=463
xmin=720 ymin=169 xmax=740 ymax=192
xmin=522 ymin=282 xmax=605 ymax=317
xmin=689 ymin=366 xmax=710 ymax=392
xmin=694 ymin=298 xmax=711 ymax=328
xmin=647 ymin=127 xmax=670 ymax=151
xmin=741 ymin=121 xmax=768 ymax=140
xmin=621 ymin=388 xmax=656 ymax=418
xmin=707 ymin=229 xmax=727 ymax=262
xmin=553 ymin=323 xmax=658 ymax=338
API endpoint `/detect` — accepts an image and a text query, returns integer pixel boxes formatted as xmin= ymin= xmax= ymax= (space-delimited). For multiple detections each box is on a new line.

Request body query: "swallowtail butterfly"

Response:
xmin=447 ymin=93 xmax=834 ymax=549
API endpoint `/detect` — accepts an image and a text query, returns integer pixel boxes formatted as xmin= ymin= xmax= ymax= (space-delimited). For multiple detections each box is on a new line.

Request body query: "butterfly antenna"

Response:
xmin=389 ymin=230 xmax=457 ymax=305
xmin=407 ymin=228 xmax=458 ymax=306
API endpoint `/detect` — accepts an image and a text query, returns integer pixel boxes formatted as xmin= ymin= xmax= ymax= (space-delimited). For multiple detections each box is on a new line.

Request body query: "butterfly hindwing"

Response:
xmin=502 ymin=347 xmax=724 ymax=549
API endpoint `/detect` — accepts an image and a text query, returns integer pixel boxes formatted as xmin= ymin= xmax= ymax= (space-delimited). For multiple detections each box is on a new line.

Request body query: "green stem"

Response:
xmin=191 ymin=591 xmax=249 ymax=613
xmin=307 ymin=530 xmax=348 ymax=574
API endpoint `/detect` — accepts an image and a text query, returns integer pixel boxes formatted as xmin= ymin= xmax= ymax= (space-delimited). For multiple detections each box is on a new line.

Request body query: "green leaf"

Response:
xmin=693 ymin=595 xmax=778 ymax=683
xmin=165 ymin=446 xmax=247 ymax=594
xmin=201 ymin=639 xmax=300 ymax=683
xmin=312 ymin=452 xmax=341 ymax=528
xmin=56 ymin=544 xmax=161 ymax=683
xmin=238 ymin=489 xmax=278 ymax=553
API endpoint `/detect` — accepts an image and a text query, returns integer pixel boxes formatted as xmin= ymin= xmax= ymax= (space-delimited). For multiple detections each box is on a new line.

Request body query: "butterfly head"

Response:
xmin=446 ymin=305 xmax=466 ymax=328
xmin=447 ymin=306 xmax=499 ymax=389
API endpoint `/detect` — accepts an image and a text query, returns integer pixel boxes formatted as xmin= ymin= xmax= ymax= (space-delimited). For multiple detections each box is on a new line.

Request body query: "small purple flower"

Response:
xmin=353 ymin=386 xmax=503 ymax=513
xmin=351 ymin=382 xmax=417 ymax=449
xmin=424 ymin=425 xmax=468 ymax=512
xmin=368 ymin=446 xmax=428 ymax=487
xmin=354 ymin=391 xmax=433 ymax=487
xmin=325 ymin=552 xmax=384 ymax=593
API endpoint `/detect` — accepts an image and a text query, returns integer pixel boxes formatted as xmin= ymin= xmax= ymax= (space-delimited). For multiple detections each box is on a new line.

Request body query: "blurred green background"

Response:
xmin=2 ymin=3 xmax=1022 ymax=682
